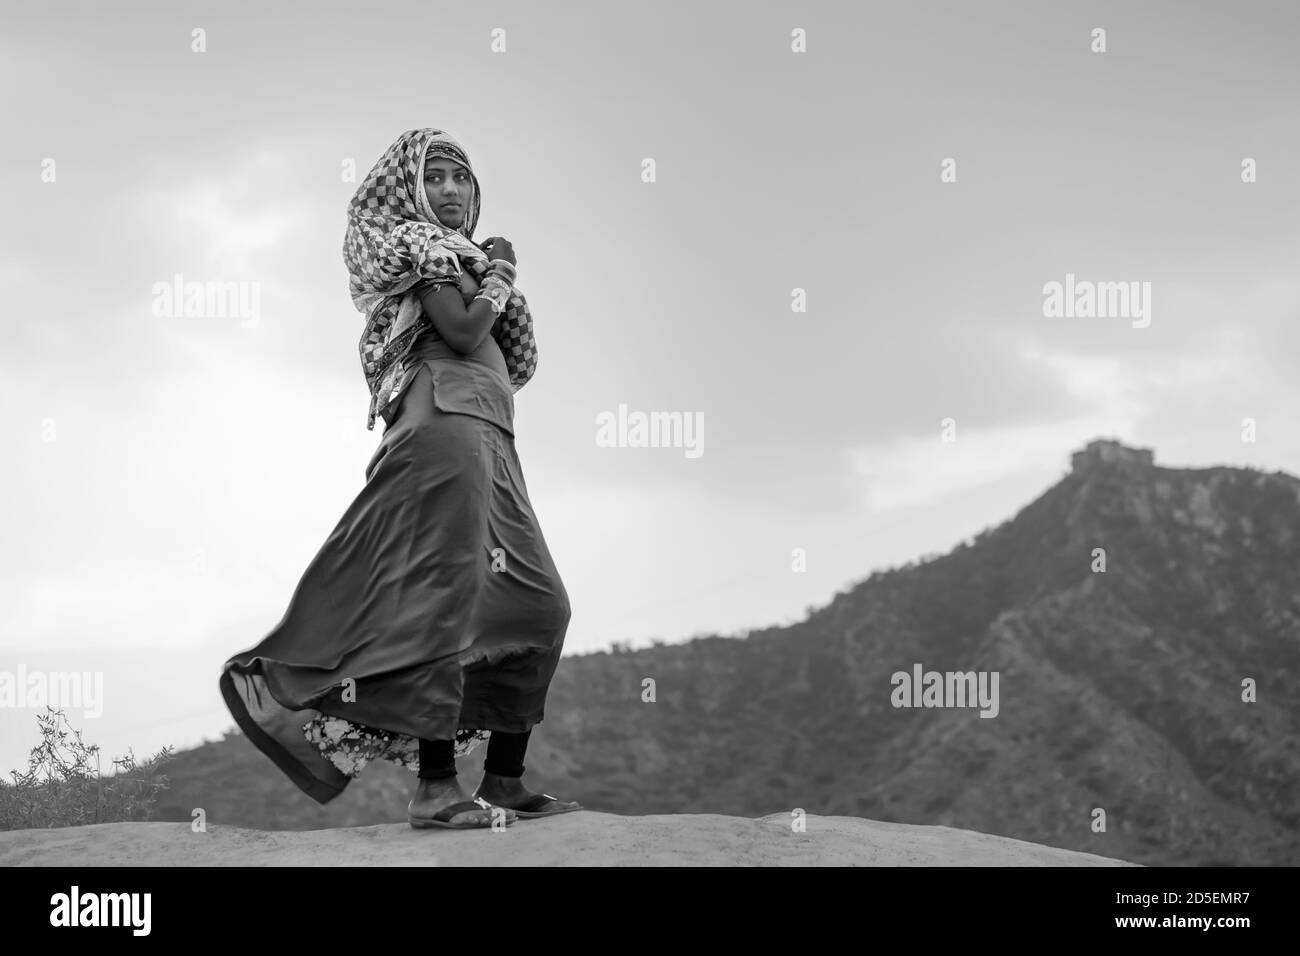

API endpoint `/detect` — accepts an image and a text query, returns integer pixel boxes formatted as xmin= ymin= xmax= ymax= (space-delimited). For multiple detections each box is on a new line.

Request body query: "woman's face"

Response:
xmin=425 ymin=159 xmax=471 ymax=229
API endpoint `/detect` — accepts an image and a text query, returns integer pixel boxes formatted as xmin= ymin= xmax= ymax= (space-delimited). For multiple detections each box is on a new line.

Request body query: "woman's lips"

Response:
xmin=441 ymin=203 xmax=461 ymax=209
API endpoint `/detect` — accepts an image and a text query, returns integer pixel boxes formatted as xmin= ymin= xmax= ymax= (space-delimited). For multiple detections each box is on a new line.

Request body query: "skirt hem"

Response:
xmin=218 ymin=666 xmax=345 ymax=805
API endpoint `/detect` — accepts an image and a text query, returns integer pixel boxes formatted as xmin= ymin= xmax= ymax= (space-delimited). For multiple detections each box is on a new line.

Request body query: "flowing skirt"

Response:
xmin=218 ymin=360 xmax=571 ymax=804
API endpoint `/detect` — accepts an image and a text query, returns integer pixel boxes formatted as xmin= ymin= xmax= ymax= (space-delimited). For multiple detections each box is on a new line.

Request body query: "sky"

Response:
xmin=3 ymin=0 xmax=1299 ymax=776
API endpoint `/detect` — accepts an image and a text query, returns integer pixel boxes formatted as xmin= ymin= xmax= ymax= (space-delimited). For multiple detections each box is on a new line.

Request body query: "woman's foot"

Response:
xmin=473 ymin=771 xmax=583 ymax=818
xmin=408 ymin=777 xmax=518 ymax=829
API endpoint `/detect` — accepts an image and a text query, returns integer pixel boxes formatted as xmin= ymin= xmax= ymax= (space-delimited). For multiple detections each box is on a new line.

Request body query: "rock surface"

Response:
xmin=0 ymin=812 xmax=1138 ymax=866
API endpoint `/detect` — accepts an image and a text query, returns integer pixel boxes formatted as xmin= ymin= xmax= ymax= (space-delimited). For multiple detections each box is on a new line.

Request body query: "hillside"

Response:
xmin=144 ymin=439 xmax=1300 ymax=865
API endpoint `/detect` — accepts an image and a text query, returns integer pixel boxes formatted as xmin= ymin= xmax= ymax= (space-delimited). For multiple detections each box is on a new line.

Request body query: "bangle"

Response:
xmin=474 ymin=273 xmax=512 ymax=314
xmin=487 ymin=259 xmax=516 ymax=285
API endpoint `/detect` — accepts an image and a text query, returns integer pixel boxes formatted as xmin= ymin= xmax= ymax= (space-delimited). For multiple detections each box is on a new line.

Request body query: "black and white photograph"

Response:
xmin=1 ymin=0 xmax=1296 ymax=930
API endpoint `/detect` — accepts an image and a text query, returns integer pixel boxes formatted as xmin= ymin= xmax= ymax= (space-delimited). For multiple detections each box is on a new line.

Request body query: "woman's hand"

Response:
xmin=480 ymin=236 xmax=517 ymax=268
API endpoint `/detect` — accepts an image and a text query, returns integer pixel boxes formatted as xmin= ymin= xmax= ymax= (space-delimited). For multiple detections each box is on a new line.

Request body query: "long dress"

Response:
xmin=218 ymin=317 xmax=571 ymax=804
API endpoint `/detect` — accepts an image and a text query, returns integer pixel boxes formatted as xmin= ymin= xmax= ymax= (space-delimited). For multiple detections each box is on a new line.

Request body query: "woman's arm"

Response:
xmin=418 ymin=281 xmax=498 ymax=355
xmin=458 ymin=270 xmax=480 ymax=304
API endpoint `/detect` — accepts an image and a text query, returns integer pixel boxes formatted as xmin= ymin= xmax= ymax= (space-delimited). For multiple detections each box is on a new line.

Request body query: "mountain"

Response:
xmin=148 ymin=438 xmax=1300 ymax=865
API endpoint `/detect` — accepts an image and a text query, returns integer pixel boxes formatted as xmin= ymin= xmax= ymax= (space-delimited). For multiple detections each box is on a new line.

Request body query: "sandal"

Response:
xmin=409 ymin=795 xmax=518 ymax=830
xmin=475 ymin=790 xmax=583 ymax=819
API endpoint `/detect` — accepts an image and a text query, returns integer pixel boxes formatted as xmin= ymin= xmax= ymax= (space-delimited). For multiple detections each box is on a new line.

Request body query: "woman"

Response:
xmin=218 ymin=128 xmax=580 ymax=830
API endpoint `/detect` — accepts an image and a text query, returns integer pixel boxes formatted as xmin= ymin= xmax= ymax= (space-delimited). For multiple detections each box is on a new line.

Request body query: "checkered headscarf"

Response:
xmin=343 ymin=128 xmax=538 ymax=431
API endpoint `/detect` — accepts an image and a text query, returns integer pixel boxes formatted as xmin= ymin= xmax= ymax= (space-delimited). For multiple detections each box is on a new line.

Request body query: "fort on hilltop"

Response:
xmin=1071 ymin=438 xmax=1155 ymax=472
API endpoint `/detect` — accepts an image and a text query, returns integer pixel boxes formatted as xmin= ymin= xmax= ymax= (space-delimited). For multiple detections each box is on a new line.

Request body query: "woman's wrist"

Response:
xmin=487 ymin=259 xmax=516 ymax=285
xmin=474 ymin=272 xmax=513 ymax=314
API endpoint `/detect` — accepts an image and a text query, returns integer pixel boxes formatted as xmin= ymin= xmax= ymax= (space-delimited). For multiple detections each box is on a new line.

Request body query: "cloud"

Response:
xmin=848 ymin=320 xmax=1281 ymax=515
xmin=849 ymin=417 xmax=1133 ymax=513
xmin=134 ymin=146 xmax=309 ymax=277
xmin=1017 ymin=345 xmax=1152 ymax=414
xmin=0 ymin=257 xmax=29 ymax=289
xmin=2 ymin=560 xmax=242 ymax=651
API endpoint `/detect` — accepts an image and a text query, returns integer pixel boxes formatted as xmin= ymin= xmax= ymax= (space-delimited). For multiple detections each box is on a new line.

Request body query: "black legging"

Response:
xmin=418 ymin=729 xmax=531 ymax=780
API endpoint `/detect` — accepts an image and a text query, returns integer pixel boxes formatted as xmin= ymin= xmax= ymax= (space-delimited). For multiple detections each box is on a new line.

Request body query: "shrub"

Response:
xmin=0 ymin=707 xmax=174 ymax=830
